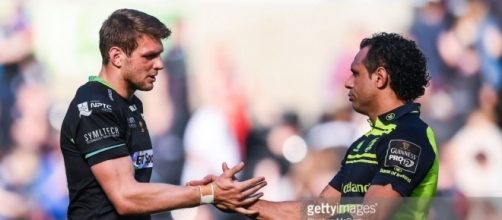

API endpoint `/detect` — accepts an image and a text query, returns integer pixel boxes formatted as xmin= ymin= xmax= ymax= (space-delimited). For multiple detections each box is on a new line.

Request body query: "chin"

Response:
xmin=136 ymin=84 xmax=154 ymax=91
xmin=142 ymin=86 xmax=154 ymax=91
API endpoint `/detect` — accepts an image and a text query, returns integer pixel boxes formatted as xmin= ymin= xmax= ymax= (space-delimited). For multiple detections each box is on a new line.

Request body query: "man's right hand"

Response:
xmin=213 ymin=162 xmax=266 ymax=216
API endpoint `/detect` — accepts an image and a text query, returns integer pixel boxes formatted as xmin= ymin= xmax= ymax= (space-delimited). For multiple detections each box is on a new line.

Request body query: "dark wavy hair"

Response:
xmin=360 ymin=32 xmax=430 ymax=102
xmin=99 ymin=9 xmax=171 ymax=64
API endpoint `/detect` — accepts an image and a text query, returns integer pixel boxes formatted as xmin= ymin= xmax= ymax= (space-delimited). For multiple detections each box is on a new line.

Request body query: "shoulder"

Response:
xmin=378 ymin=117 xmax=436 ymax=172
xmin=396 ymin=113 xmax=428 ymax=133
xmin=71 ymin=82 xmax=118 ymax=116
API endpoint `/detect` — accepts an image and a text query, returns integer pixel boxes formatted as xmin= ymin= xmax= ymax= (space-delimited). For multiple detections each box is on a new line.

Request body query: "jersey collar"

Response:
xmin=89 ymin=76 xmax=114 ymax=90
xmin=365 ymin=103 xmax=420 ymax=136
xmin=373 ymin=103 xmax=420 ymax=126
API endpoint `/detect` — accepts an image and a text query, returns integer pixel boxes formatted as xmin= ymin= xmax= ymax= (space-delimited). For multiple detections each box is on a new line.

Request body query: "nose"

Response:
xmin=344 ymin=75 xmax=353 ymax=89
xmin=153 ymin=57 xmax=164 ymax=70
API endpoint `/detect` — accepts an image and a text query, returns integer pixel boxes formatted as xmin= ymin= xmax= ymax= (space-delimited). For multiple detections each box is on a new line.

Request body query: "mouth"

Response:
xmin=147 ymin=75 xmax=156 ymax=83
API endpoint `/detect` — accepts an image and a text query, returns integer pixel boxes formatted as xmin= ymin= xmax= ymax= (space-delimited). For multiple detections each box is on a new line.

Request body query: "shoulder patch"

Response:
xmin=384 ymin=139 xmax=421 ymax=173
xmin=78 ymin=100 xmax=113 ymax=117
xmin=78 ymin=101 xmax=92 ymax=117
xmin=132 ymin=149 xmax=153 ymax=169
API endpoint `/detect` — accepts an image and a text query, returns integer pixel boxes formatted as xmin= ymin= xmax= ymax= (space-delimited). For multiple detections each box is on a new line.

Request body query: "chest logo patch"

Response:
xmin=385 ymin=113 xmax=395 ymax=121
xmin=128 ymin=117 xmax=137 ymax=128
xmin=132 ymin=149 xmax=153 ymax=169
xmin=384 ymin=139 xmax=421 ymax=173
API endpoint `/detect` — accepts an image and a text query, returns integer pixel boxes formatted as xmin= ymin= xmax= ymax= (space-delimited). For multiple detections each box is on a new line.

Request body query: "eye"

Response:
xmin=144 ymin=54 xmax=158 ymax=60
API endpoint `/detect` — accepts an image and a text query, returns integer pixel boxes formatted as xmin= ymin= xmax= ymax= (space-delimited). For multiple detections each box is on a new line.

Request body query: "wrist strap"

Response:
xmin=199 ymin=183 xmax=215 ymax=204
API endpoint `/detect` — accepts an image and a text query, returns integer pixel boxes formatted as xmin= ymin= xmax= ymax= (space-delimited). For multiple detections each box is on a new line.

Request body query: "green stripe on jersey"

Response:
xmin=89 ymin=76 xmax=114 ymax=90
xmin=347 ymin=153 xmax=377 ymax=159
xmin=85 ymin=143 xmax=126 ymax=159
xmin=345 ymin=159 xmax=378 ymax=165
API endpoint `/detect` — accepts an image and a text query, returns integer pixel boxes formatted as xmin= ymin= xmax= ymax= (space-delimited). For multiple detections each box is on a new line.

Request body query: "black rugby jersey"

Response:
xmin=61 ymin=76 xmax=153 ymax=220
xmin=329 ymin=103 xmax=439 ymax=220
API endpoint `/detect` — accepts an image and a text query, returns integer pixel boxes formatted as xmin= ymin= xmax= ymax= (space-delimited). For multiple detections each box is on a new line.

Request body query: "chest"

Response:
xmin=341 ymin=135 xmax=384 ymax=189
xmin=122 ymin=103 xmax=153 ymax=170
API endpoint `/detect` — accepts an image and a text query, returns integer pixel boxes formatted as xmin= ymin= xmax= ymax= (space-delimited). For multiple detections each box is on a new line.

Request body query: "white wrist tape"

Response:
xmin=199 ymin=183 xmax=215 ymax=204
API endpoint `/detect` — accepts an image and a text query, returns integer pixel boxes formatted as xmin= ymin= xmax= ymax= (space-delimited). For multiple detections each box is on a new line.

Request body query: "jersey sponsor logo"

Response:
xmin=77 ymin=101 xmax=112 ymax=117
xmin=385 ymin=113 xmax=395 ymax=121
xmin=379 ymin=168 xmax=412 ymax=183
xmin=129 ymin=105 xmax=137 ymax=112
xmin=83 ymin=126 xmax=120 ymax=144
xmin=78 ymin=102 xmax=92 ymax=117
xmin=108 ymin=89 xmax=114 ymax=101
xmin=128 ymin=117 xmax=136 ymax=128
xmin=384 ymin=139 xmax=421 ymax=173
xmin=132 ymin=149 xmax=153 ymax=169
xmin=342 ymin=182 xmax=370 ymax=194
xmin=89 ymin=101 xmax=112 ymax=112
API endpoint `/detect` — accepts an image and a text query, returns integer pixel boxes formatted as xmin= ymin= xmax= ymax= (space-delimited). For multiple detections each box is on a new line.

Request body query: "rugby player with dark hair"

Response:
xmin=217 ymin=32 xmax=438 ymax=220
xmin=60 ymin=8 xmax=266 ymax=220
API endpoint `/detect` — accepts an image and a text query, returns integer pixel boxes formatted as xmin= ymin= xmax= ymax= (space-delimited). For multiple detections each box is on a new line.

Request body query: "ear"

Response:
xmin=373 ymin=67 xmax=389 ymax=89
xmin=108 ymin=46 xmax=124 ymax=68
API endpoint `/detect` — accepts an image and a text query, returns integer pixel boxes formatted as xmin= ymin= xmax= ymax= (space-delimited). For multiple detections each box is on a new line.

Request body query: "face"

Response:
xmin=122 ymin=35 xmax=164 ymax=92
xmin=345 ymin=46 xmax=377 ymax=115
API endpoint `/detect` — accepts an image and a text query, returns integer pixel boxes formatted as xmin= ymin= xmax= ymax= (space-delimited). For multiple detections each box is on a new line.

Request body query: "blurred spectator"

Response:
xmin=255 ymin=112 xmax=301 ymax=165
xmin=410 ymin=0 xmax=453 ymax=87
xmin=0 ymin=84 xmax=54 ymax=219
xmin=143 ymin=19 xmax=191 ymax=220
xmin=420 ymin=0 xmax=486 ymax=147
xmin=181 ymin=45 xmax=246 ymax=185
xmin=434 ymin=84 xmax=502 ymax=219
xmin=473 ymin=0 xmax=502 ymax=90
xmin=0 ymin=1 xmax=37 ymax=154
xmin=244 ymin=111 xmax=303 ymax=202
xmin=181 ymin=44 xmax=249 ymax=220
xmin=442 ymin=84 xmax=502 ymax=196
xmin=306 ymin=105 xmax=356 ymax=150
xmin=0 ymin=2 xmax=58 ymax=219
xmin=290 ymin=147 xmax=344 ymax=198
xmin=163 ymin=18 xmax=191 ymax=139
xmin=148 ymin=17 xmax=190 ymax=186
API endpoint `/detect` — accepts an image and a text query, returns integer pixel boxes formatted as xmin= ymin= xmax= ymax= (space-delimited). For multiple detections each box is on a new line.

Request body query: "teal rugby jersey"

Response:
xmin=329 ymin=103 xmax=439 ymax=220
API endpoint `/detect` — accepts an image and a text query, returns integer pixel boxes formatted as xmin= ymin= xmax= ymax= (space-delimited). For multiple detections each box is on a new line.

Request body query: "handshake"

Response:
xmin=186 ymin=162 xmax=267 ymax=216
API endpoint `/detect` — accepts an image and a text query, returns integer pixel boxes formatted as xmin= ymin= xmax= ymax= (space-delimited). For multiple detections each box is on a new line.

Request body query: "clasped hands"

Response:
xmin=186 ymin=162 xmax=266 ymax=216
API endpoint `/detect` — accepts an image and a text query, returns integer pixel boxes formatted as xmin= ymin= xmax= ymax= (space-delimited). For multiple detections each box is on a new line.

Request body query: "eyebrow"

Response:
xmin=141 ymin=49 xmax=163 ymax=57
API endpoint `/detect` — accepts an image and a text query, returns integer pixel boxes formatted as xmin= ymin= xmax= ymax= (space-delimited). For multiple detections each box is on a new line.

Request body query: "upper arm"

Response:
xmin=362 ymin=184 xmax=402 ymax=220
xmin=74 ymin=100 xmax=129 ymax=167
xmin=90 ymin=156 xmax=137 ymax=210
xmin=319 ymin=184 xmax=341 ymax=202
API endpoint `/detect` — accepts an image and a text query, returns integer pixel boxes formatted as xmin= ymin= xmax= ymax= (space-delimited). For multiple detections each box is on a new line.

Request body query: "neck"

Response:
xmin=367 ymin=94 xmax=406 ymax=123
xmin=98 ymin=65 xmax=134 ymax=99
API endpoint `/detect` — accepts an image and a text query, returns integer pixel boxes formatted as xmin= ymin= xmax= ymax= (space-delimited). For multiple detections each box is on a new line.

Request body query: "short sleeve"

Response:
xmin=329 ymin=157 xmax=347 ymax=191
xmin=371 ymin=131 xmax=435 ymax=196
xmin=74 ymin=102 xmax=129 ymax=166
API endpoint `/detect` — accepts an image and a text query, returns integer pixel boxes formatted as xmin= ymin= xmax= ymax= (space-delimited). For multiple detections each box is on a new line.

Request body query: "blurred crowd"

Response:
xmin=2 ymin=0 xmax=502 ymax=219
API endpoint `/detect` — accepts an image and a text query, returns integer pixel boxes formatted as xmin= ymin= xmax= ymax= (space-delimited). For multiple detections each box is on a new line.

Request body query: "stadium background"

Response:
xmin=1 ymin=0 xmax=502 ymax=219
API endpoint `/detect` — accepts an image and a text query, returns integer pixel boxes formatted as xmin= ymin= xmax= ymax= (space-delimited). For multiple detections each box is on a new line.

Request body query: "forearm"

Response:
xmin=112 ymin=182 xmax=201 ymax=215
xmin=249 ymin=200 xmax=302 ymax=220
